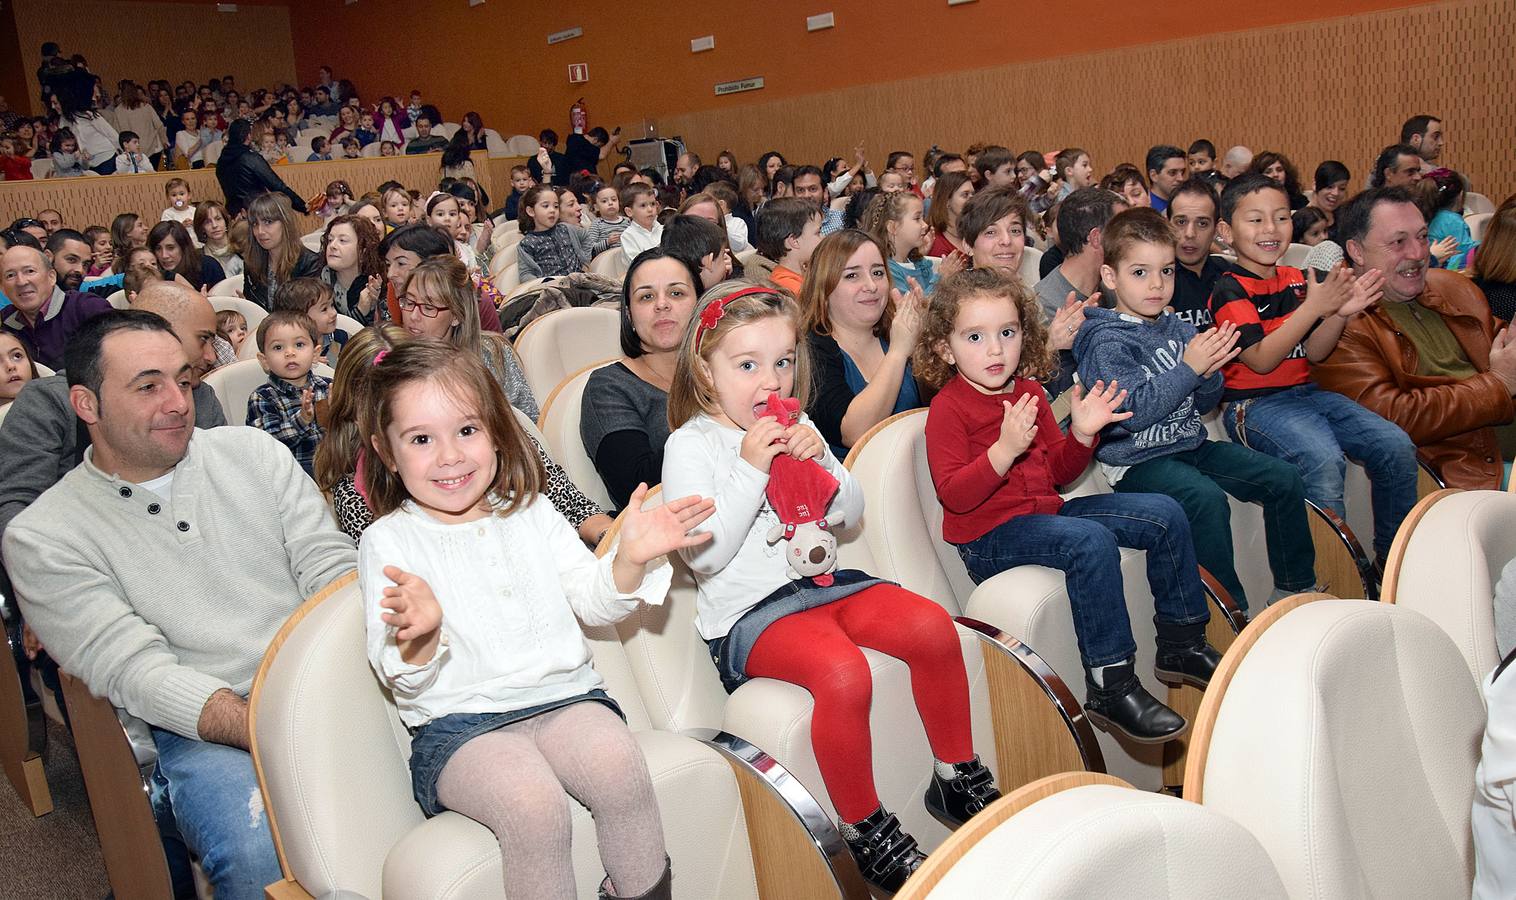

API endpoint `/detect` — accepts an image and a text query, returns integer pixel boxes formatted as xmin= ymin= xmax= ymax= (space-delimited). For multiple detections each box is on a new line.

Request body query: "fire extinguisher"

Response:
xmin=570 ymin=98 xmax=588 ymax=135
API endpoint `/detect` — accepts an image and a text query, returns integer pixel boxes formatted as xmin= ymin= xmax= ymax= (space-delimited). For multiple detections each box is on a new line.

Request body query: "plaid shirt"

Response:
xmin=246 ymin=373 xmax=330 ymax=476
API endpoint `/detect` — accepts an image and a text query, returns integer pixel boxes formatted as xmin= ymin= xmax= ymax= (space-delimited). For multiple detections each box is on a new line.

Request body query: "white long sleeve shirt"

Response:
xmin=662 ymin=412 xmax=862 ymax=640
xmin=360 ymin=496 xmax=670 ymax=728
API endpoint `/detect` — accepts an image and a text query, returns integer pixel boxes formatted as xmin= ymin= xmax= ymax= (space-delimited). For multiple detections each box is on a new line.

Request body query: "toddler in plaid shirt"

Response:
xmin=247 ymin=310 xmax=330 ymax=477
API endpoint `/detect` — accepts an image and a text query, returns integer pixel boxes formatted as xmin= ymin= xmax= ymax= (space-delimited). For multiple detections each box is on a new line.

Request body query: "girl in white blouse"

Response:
xmin=357 ymin=339 xmax=713 ymax=900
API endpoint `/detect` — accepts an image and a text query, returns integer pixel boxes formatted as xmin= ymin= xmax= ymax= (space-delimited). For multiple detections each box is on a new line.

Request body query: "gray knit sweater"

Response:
xmin=1 ymin=426 xmax=356 ymax=738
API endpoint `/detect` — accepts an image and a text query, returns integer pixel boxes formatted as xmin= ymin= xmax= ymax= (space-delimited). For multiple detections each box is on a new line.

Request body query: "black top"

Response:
xmin=244 ymin=248 xmax=323 ymax=310
xmin=215 ymin=141 xmax=308 ymax=217
xmin=1171 ymin=254 xmax=1230 ymax=332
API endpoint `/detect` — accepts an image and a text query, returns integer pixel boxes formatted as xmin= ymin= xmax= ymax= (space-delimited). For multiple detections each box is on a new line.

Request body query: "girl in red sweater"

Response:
xmin=917 ymin=268 xmax=1219 ymax=744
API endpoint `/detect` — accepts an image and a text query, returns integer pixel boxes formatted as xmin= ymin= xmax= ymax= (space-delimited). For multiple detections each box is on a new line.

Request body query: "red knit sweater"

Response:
xmin=924 ymin=374 xmax=1095 ymax=543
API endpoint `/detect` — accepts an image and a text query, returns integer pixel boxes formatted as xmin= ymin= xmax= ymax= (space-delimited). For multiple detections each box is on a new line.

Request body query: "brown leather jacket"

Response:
xmin=1313 ymin=269 xmax=1513 ymax=489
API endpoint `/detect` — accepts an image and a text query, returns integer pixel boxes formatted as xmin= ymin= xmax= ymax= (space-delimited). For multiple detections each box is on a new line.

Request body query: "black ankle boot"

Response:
xmin=1084 ymin=661 xmax=1188 ymax=744
xmin=598 ymin=856 xmax=671 ymax=900
xmin=924 ymin=755 xmax=1002 ymax=829
xmin=1154 ymin=619 xmax=1222 ymax=689
xmin=841 ymin=807 xmax=926 ymax=895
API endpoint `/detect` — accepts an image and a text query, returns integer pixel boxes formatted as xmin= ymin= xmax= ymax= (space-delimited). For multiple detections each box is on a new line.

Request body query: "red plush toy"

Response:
xmin=757 ymin=393 xmax=844 ymax=586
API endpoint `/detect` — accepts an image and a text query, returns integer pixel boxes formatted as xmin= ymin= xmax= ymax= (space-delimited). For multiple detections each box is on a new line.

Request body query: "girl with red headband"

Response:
xmin=661 ymin=281 xmax=1000 ymax=894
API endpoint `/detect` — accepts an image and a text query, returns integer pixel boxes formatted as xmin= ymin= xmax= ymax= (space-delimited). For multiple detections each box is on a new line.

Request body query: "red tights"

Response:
xmin=743 ymin=585 xmax=974 ymax=823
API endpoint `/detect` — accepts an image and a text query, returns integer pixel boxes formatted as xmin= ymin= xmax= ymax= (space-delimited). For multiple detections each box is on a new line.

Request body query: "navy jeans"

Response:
xmin=1223 ymin=383 xmax=1417 ymax=559
xmin=956 ymin=492 xmax=1210 ymax=668
xmin=149 ymin=728 xmax=283 ymax=900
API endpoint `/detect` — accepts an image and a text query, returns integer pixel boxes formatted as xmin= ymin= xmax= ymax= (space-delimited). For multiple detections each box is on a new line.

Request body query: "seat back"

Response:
xmin=1190 ymin=599 xmax=1482 ymax=899
xmin=251 ymin=574 xmax=657 ymax=898
xmin=513 ymin=306 xmax=623 ymax=400
xmin=536 ymin=361 xmax=616 ymax=511
xmin=208 ymin=274 xmax=246 ymax=298
xmin=1382 ymin=489 xmax=1516 ymax=681
xmin=921 ymin=781 xmax=1286 ymax=899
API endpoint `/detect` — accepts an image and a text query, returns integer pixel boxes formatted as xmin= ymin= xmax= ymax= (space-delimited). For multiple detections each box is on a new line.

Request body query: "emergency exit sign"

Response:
xmin=568 ymin=63 xmax=589 ymax=84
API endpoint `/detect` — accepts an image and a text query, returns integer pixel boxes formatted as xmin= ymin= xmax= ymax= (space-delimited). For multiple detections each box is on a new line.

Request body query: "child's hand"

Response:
xmin=988 ymin=392 xmax=1039 ymax=474
xmin=1303 ymin=263 xmax=1353 ymax=317
xmin=1430 ymin=235 xmax=1459 ymax=265
xmin=1182 ymin=322 xmax=1242 ymax=376
xmin=379 ymin=566 xmax=443 ymax=641
xmin=1049 ymin=293 xmax=1096 ymax=352
xmin=358 ymin=275 xmax=382 ymax=315
xmin=782 ymin=423 xmax=824 ymax=462
xmin=1338 ymin=267 xmax=1385 ymax=317
xmin=298 ymin=387 xmax=315 ymax=425
xmin=616 ymin=483 xmax=716 ymax=568
xmin=938 ymin=249 xmax=967 ymax=280
xmin=740 ymin=417 xmax=788 ymax=472
xmin=888 ymin=277 xmax=926 ymax=349
xmin=1069 ymin=380 xmax=1132 ymax=444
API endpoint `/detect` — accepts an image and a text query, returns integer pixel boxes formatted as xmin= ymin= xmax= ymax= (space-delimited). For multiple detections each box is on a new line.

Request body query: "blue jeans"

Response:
xmin=955 ymin=493 xmax=1210 ymax=668
xmin=1223 ymin=383 xmax=1417 ymax=559
xmin=150 ymin=728 xmax=283 ymax=900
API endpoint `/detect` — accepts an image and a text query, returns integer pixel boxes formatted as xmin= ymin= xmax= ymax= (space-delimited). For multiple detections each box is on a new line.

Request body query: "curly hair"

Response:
xmin=913 ymin=267 xmax=1054 ymax=388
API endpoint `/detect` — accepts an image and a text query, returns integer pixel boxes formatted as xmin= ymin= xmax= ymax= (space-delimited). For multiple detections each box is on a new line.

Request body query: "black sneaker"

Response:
xmin=841 ymin=807 xmax=927 ymax=895
xmin=924 ymin=756 xmax=1001 ymax=829
xmin=1154 ymin=642 xmax=1222 ymax=690
xmin=1084 ymin=662 xmax=1188 ymax=744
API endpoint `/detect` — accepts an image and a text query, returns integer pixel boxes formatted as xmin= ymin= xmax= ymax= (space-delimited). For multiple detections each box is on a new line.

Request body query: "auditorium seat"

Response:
xmin=843 ymin=409 xmax=1244 ymax=792
xmin=208 ymin=273 xmax=245 ymax=297
xmin=513 ymin=306 xmax=623 ymax=400
xmin=1184 ymin=596 xmax=1482 ymax=899
xmin=897 ymin=772 xmax=1287 ymax=900
xmin=535 ymin=360 xmax=617 ymax=511
xmin=604 ymin=485 xmax=1098 ymax=853
xmin=251 ymin=573 xmax=859 ymax=899
xmin=589 ymin=247 xmax=630 ymax=280
xmin=1381 ymin=488 xmax=1516 ymax=681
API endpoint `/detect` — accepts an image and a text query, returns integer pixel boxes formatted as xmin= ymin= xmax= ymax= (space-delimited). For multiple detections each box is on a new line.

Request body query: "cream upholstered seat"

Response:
xmin=843 ymin=409 xmax=1241 ymax=792
xmin=589 ymin=247 xmax=630 ymax=281
xmin=1382 ymin=488 xmax=1516 ymax=681
xmin=208 ymin=274 xmax=246 ymax=298
xmin=513 ymin=306 xmax=623 ymax=400
xmin=605 ymin=485 xmax=1093 ymax=854
xmin=251 ymin=573 xmax=860 ymax=899
xmin=901 ymin=773 xmax=1287 ymax=900
xmin=1185 ymin=597 xmax=1484 ymax=899
xmin=535 ymin=360 xmax=617 ymax=511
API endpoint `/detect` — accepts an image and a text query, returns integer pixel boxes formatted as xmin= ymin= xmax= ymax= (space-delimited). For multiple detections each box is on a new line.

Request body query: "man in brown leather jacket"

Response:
xmin=1315 ymin=186 xmax=1516 ymax=489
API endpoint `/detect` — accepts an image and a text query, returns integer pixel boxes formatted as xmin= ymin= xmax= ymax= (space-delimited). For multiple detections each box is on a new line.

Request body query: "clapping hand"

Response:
xmin=1068 ymin=380 xmax=1132 ymax=445
xmin=1182 ymin=321 xmax=1242 ymax=377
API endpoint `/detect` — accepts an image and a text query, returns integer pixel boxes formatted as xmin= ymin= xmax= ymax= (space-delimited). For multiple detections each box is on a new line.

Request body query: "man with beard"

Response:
xmin=1314 ymin=186 xmax=1516 ymax=490
xmin=1 ymin=244 xmax=111 ymax=369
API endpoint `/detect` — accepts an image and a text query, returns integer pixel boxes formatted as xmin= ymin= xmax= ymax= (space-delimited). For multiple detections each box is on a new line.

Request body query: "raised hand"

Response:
xmin=1182 ymin=321 xmax=1242 ymax=376
xmin=379 ymin=566 xmax=443 ymax=642
xmin=739 ymin=416 xmax=788 ymax=472
xmin=1069 ymin=379 xmax=1132 ymax=444
xmin=988 ymin=392 xmax=1039 ymax=474
xmin=888 ymin=276 xmax=926 ymax=349
xmin=1339 ymin=267 xmax=1385 ymax=317
xmin=617 ymin=484 xmax=716 ymax=567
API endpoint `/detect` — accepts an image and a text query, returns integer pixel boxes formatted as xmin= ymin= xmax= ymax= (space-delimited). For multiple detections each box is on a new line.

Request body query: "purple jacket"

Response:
xmin=1 ymin=288 xmax=114 ymax=369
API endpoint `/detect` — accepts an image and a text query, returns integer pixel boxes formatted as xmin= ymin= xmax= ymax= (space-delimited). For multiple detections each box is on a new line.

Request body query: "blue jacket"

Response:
xmin=1072 ymin=306 xmax=1223 ymax=467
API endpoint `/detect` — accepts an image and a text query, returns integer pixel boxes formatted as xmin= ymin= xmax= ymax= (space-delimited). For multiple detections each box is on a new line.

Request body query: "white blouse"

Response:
xmin=360 ymin=495 xmax=670 ymax=727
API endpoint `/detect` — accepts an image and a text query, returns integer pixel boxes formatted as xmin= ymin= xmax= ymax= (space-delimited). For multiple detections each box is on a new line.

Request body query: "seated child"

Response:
xmin=1073 ymin=207 xmax=1318 ymax=613
xmin=357 ymin=341 xmax=704 ymax=899
xmin=919 ymin=267 xmax=1219 ymax=743
xmin=215 ymin=308 xmax=248 ymax=367
xmin=0 ymin=332 xmax=37 ymax=407
xmin=160 ymin=178 xmax=196 ymax=228
xmin=619 ymin=183 xmax=664 ymax=264
xmin=515 ymin=185 xmax=592 ymax=280
xmin=113 ymin=130 xmax=155 ymax=174
xmin=274 ymin=277 xmax=347 ymax=364
xmin=754 ymin=197 xmax=823 ymax=295
xmin=1209 ymin=173 xmax=1417 ymax=566
xmin=247 ymin=309 xmax=330 ymax=476
xmin=587 ymin=183 xmax=631 ymax=255
xmin=662 ymin=282 xmax=1001 ymax=894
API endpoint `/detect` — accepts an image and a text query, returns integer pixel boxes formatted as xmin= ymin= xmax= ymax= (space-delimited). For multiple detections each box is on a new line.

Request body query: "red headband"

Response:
xmin=694 ymin=286 xmax=782 ymax=350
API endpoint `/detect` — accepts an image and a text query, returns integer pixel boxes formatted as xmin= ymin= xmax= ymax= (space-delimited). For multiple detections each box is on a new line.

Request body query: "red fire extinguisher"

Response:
xmin=570 ymin=98 xmax=588 ymax=135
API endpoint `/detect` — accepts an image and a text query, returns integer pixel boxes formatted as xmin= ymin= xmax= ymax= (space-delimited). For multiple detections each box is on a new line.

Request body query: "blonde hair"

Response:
xmin=913 ymin=268 xmax=1054 ymax=388
xmin=800 ymin=229 xmax=894 ymax=339
xmin=667 ymin=280 xmax=812 ymax=429
xmin=313 ymin=323 xmax=408 ymax=491
xmin=358 ymin=339 xmax=543 ymax=518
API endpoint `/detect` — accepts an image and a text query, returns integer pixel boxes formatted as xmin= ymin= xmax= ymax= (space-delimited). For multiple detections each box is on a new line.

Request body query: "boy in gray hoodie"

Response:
xmin=1073 ymin=207 xmax=1316 ymax=613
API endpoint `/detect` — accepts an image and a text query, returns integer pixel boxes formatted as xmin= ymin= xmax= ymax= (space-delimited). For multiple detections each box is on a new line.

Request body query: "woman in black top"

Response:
xmin=148 ymin=221 xmax=225 ymax=291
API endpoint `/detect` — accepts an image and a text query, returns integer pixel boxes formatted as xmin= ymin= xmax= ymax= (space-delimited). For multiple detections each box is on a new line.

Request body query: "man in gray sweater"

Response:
xmin=2 ymin=309 xmax=355 ymax=900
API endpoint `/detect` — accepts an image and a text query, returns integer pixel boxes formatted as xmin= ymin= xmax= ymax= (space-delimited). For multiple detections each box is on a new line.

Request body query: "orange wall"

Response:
xmin=288 ymin=0 xmax=1438 ymax=139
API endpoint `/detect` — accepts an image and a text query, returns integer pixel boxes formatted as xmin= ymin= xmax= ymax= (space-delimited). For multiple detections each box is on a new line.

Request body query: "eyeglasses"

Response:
xmin=397 ymin=297 xmax=445 ymax=318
